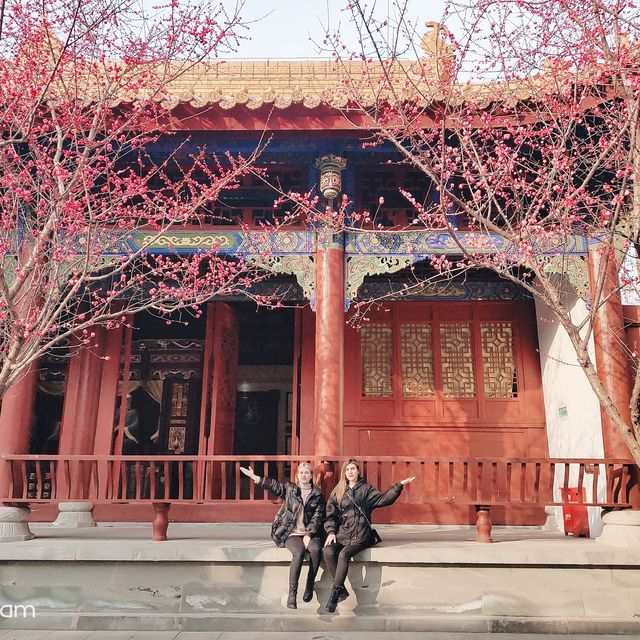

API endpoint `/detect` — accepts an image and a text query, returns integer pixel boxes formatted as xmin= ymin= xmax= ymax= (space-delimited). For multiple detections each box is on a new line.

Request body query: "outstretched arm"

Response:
xmin=239 ymin=465 xmax=288 ymax=498
xmin=239 ymin=466 xmax=260 ymax=483
xmin=365 ymin=476 xmax=415 ymax=510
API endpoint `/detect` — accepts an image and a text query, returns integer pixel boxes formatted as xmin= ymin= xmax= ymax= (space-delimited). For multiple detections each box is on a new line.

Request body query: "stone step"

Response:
xmin=2 ymin=524 xmax=640 ymax=634
xmin=5 ymin=612 xmax=640 ymax=635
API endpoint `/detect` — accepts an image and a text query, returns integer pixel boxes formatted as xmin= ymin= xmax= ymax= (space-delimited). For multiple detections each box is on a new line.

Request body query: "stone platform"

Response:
xmin=1 ymin=523 xmax=640 ymax=634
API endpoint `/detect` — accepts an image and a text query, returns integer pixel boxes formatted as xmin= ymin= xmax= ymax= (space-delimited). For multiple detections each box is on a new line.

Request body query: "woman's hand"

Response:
xmin=303 ymin=534 xmax=311 ymax=549
xmin=400 ymin=476 xmax=416 ymax=485
xmin=239 ymin=466 xmax=259 ymax=483
xmin=324 ymin=533 xmax=336 ymax=547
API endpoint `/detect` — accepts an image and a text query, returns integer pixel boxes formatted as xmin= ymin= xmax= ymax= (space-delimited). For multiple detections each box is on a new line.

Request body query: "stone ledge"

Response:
xmin=4 ymin=612 xmax=640 ymax=634
xmin=3 ymin=538 xmax=640 ymax=566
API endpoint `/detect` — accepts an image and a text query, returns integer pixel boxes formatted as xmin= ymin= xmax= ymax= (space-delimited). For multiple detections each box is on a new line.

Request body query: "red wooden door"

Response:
xmin=343 ymin=300 xmax=547 ymax=460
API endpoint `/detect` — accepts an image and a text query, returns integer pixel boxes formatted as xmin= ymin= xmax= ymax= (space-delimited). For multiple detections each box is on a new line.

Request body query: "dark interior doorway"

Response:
xmin=232 ymin=305 xmax=295 ymax=456
xmin=234 ymin=390 xmax=280 ymax=455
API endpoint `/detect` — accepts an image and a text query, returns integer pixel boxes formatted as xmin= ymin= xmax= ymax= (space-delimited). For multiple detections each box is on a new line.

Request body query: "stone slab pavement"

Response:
xmin=1 ymin=634 xmax=639 ymax=640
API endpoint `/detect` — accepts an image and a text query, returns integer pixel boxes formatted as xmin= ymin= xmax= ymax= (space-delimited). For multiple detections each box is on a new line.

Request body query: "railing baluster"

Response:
xmin=621 ymin=464 xmax=630 ymax=506
xmin=548 ymin=461 xmax=556 ymax=503
xmin=592 ymin=463 xmax=600 ymax=506
xmin=163 ymin=462 xmax=170 ymax=500
xmin=149 ymin=462 xmax=156 ymax=500
xmin=420 ymin=461 xmax=427 ymax=502
xmin=577 ymin=464 xmax=585 ymax=503
xmin=260 ymin=461 xmax=269 ymax=501
xmin=204 ymin=460 xmax=213 ymax=500
xmin=178 ymin=461 xmax=184 ymax=500
xmin=607 ymin=463 xmax=617 ymax=504
xmin=533 ymin=462 xmax=541 ymax=504
xmin=475 ymin=461 xmax=483 ymax=503
xmin=221 ymin=462 xmax=227 ymax=501
xmin=491 ymin=461 xmax=498 ymax=502
xmin=135 ymin=462 xmax=142 ymax=500
xmin=90 ymin=461 xmax=98 ymax=500
xmin=462 ymin=461 xmax=469 ymax=500
xmin=249 ymin=460 xmax=255 ymax=501
xmin=519 ymin=462 xmax=527 ymax=503
xmin=35 ymin=461 xmax=43 ymax=499
xmin=63 ymin=460 xmax=71 ymax=500
xmin=49 ymin=460 xmax=57 ymax=499
xmin=563 ymin=462 xmax=570 ymax=499
xmin=20 ymin=462 xmax=28 ymax=500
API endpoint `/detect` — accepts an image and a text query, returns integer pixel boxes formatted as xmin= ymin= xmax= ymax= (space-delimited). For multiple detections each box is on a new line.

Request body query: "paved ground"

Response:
xmin=1 ymin=633 xmax=639 ymax=639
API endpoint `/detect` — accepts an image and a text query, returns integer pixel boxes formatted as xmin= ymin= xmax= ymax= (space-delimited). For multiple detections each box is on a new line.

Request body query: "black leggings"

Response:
xmin=284 ymin=535 xmax=322 ymax=585
xmin=323 ymin=540 xmax=370 ymax=589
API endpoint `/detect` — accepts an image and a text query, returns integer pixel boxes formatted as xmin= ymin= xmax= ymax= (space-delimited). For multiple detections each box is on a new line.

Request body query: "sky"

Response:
xmin=221 ymin=0 xmax=448 ymax=60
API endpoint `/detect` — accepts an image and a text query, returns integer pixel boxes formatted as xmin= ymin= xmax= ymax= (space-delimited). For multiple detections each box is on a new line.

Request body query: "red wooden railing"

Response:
xmin=1 ymin=454 xmax=634 ymax=508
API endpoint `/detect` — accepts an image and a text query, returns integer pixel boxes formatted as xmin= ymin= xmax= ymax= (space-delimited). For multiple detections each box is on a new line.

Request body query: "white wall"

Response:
xmin=535 ymin=292 xmax=605 ymax=536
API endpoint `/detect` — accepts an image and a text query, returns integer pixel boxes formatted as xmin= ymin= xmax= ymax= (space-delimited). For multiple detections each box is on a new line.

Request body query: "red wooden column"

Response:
xmin=206 ymin=303 xmax=239 ymax=455
xmin=58 ymin=327 xmax=107 ymax=497
xmin=313 ymin=226 xmax=345 ymax=458
xmin=93 ymin=325 xmax=125 ymax=499
xmin=587 ymin=245 xmax=632 ymax=459
xmin=0 ymin=365 xmax=38 ymax=499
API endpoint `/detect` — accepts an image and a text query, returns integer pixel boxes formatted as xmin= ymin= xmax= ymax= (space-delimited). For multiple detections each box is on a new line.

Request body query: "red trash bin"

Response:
xmin=561 ymin=487 xmax=590 ymax=537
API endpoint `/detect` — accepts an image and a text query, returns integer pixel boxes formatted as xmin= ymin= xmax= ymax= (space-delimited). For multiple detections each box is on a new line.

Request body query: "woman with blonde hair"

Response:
xmin=323 ymin=458 xmax=414 ymax=612
xmin=240 ymin=462 xmax=325 ymax=609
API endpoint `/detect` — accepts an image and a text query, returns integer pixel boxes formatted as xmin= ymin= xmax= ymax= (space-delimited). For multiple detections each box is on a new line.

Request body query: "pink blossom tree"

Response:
xmin=325 ymin=0 xmax=640 ymax=465
xmin=0 ymin=0 xmax=273 ymax=398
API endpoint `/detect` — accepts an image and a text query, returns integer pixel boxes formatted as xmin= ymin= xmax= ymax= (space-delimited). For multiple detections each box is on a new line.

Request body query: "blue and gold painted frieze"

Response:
xmin=93 ymin=228 xmax=591 ymax=258
xmin=357 ymin=280 xmax=531 ymax=302
xmin=345 ymin=231 xmax=591 ymax=257
xmin=104 ymin=229 xmax=315 ymax=256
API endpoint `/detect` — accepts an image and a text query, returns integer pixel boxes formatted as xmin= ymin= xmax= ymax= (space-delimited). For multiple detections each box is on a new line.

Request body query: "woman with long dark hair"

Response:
xmin=240 ymin=463 xmax=325 ymax=609
xmin=323 ymin=459 xmax=414 ymax=612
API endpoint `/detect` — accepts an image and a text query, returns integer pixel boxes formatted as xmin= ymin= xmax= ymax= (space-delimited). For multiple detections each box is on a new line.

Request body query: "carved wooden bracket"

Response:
xmin=345 ymin=255 xmax=418 ymax=306
xmin=541 ymin=255 xmax=590 ymax=300
xmin=246 ymin=255 xmax=316 ymax=306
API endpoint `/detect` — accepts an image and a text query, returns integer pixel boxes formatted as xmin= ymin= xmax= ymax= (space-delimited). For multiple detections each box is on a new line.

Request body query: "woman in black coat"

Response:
xmin=323 ymin=459 xmax=414 ymax=612
xmin=240 ymin=463 xmax=325 ymax=609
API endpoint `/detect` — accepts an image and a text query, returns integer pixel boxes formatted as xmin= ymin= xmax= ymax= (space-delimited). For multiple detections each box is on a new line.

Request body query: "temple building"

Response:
xmin=0 ymin=26 xmax=636 ymax=536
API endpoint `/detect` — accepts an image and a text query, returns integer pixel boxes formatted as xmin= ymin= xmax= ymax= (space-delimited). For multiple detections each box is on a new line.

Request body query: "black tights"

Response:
xmin=323 ymin=540 xmax=370 ymax=589
xmin=284 ymin=535 xmax=322 ymax=586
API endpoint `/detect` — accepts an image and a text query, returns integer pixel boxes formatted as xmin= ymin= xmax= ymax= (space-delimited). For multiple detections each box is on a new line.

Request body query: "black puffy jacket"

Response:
xmin=324 ymin=478 xmax=403 ymax=546
xmin=260 ymin=476 xmax=326 ymax=548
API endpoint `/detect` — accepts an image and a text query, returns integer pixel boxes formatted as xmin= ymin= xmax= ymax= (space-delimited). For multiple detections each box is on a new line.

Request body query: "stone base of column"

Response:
xmin=542 ymin=506 xmax=560 ymax=532
xmin=0 ymin=506 xmax=35 ymax=542
xmin=52 ymin=502 xmax=96 ymax=528
xmin=596 ymin=510 xmax=640 ymax=547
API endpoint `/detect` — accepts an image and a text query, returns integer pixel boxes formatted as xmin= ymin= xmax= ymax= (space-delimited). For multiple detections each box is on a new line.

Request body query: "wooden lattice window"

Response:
xmin=440 ymin=323 xmax=476 ymax=398
xmin=400 ymin=323 xmax=435 ymax=397
xmin=361 ymin=323 xmax=393 ymax=396
xmin=481 ymin=322 xmax=518 ymax=398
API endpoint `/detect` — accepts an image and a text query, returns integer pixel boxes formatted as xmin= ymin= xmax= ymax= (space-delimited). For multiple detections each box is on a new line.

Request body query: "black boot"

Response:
xmin=325 ymin=586 xmax=340 ymax=613
xmin=287 ymin=583 xmax=298 ymax=609
xmin=337 ymin=585 xmax=350 ymax=602
xmin=302 ymin=570 xmax=316 ymax=602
